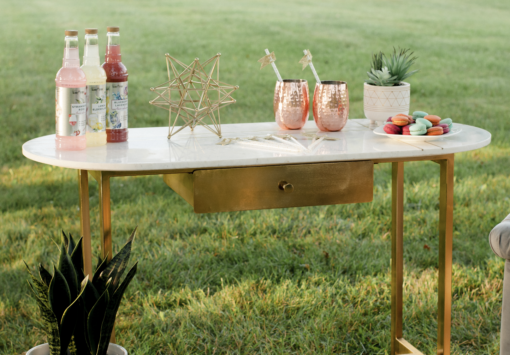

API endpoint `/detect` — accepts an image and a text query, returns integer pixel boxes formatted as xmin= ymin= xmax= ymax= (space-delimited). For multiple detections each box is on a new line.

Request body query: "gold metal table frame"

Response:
xmin=78 ymin=154 xmax=454 ymax=355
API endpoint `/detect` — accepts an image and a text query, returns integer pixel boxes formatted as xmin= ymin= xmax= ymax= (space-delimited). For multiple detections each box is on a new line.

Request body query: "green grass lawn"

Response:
xmin=1 ymin=0 xmax=510 ymax=353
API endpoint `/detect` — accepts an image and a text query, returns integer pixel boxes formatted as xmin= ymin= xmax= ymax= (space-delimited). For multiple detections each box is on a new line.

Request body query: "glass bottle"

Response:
xmin=55 ymin=30 xmax=87 ymax=150
xmin=81 ymin=28 xmax=107 ymax=147
xmin=102 ymin=26 xmax=129 ymax=143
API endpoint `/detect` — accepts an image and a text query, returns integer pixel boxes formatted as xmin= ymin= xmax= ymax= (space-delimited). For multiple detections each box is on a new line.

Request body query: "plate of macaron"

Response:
xmin=373 ymin=111 xmax=460 ymax=142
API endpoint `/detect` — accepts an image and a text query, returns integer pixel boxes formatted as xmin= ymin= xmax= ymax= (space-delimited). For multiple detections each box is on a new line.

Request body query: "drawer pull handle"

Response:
xmin=278 ymin=181 xmax=294 ymax=193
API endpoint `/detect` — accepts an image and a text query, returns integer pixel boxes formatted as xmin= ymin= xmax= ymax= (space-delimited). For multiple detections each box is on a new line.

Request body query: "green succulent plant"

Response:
xmin=383 ymin=48 xmax=418 ymax=83
xmin=25 ymin=229 xmax=138 ymax=355
xmin=369 ymin=51 xmax=384 ymax=72
xmin=366 ymin=48 xmax=418 ymax=86
xmin=366 ymin=67 xmax=397 ymax=87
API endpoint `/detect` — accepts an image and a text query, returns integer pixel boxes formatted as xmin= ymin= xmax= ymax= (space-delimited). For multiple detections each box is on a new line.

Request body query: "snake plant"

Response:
xmin=26 ymin=229 xmax=138 ymax=355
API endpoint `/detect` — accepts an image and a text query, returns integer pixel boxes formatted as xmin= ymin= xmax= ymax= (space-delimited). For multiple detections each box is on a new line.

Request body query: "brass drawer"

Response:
xmin=163 ymin=161 xmax=373 ymax=213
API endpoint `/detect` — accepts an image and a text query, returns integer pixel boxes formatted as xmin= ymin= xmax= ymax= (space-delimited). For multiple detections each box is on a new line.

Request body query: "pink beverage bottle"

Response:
xmin=55 ymin=30 xmax=87 ymax=150
xmin=102 ymin=26 xmax=128 ymax=143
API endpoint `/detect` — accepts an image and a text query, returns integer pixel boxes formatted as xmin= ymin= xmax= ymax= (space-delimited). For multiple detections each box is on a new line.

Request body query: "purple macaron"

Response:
xmin=438 ymin=124 xmax=450 ymax=134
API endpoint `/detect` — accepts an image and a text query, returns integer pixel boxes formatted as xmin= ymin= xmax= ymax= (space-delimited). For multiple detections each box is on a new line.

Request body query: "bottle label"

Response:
xmin=55 ymin=87 xmax=86 ymax=136
xmin=106 ymin=82 xmax=128 ymax=130
xmin=87 ymin=84 xmax=107 ymax=133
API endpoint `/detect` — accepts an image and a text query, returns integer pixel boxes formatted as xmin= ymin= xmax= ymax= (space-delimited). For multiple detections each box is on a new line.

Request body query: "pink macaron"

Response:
xmin=384 ymin=123 xmax=402 ymax=135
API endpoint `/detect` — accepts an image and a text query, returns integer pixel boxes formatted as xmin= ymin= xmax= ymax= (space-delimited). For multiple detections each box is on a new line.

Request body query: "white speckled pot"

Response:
xmin=363 ymin=82 xmax=410 ymax=129
xmin=26 ymin=343 xmax=128 ymax=355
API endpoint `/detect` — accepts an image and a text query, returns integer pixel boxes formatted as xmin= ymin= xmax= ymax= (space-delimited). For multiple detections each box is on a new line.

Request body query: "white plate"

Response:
xmin=373 ymin=124 xmax=461 ymax=142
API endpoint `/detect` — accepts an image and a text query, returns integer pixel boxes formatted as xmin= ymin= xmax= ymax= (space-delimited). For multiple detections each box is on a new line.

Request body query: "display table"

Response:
xmin=22 ymin=119 xmax=491 ymax=355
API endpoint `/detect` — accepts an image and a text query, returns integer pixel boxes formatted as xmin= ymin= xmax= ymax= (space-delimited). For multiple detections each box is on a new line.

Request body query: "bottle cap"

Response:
xmin=65 ymin=30 xmax=78 ymax=36
xmin=85 ymin=28 xmax=98 ymax=34
xmin=107 ymin=26 xmax=120 ymax=33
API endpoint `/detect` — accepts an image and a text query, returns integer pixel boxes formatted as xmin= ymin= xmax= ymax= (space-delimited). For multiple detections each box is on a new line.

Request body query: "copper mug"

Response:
xmin=313 ymin=81 xmax=349 ymax=132
xmin=274 ymin=79 xmax=309 ymax=130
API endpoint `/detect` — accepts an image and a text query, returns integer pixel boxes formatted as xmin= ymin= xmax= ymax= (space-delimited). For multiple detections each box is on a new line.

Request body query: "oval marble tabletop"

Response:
xmin=22 ymin=119 xmax=491 ymax=171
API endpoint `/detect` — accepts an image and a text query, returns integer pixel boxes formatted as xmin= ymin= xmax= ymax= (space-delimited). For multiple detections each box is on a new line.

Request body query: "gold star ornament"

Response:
xmin=149 ymin=53 xmax=239 ymax=139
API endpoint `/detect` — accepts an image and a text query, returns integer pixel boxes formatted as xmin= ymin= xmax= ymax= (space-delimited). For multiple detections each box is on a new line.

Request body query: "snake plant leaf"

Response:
xmin=27 ymin=281 xmax=55 ymax=328
xmin=59 ymin=276 xmax=88 ymax=355
xmin=71 ymin=237 xmax=85 ymax=283
xmin=73 ymin=306 xmax=91 ymax=355
xmin=92 ymin=254 xmax=109 ymax=293
xmin=82 ymin=277 xmax=100 ymax=313
xmin=73 ymin=307 xmax=90 ymax=355
xmin=95 ymin=254 xmax=104 ymax=272
xmin=62 ymin=230 xmax=70 ymax=252
xmin=27 ymin=280 xmax=61 ymax=355
xmin=96 ymin=262 xmax=138 ymax=355
xmin=87 ymin=279 xmax=111 ymax=355
xmin=24 ymin=261 xmax=49 ymax=297
xmin=97 ymin=227 xmax=137 ymax=292
xmin=68 ymin=336 xmax=78 ymax=355
xmin=70 ymin=236 xmax=82 ymax=270
xmin=39 ymin=263 xmax=53 ymax=287
xmin=49 ymin=266 xmax=72 ymax=330
xmin=75 ymin=277 xmax=98 ymax=355
xmin=58 ymin=240 xmax=79 ymax=300
xmin=68 ymin=233 xmax=77 ymax=255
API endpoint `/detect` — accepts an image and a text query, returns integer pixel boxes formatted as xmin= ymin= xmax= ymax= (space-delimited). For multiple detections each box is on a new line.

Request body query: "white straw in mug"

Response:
xmin=303 ymin=49 xmax=321 ymax=84
xmin=265 ymin=49 xmax=283 ymax=82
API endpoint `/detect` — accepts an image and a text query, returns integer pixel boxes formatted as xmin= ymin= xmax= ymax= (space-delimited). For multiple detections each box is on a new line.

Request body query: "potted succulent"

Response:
xmin=363 ymin=48 xmax=418 ymax=129
xmin=25 ymin=229 xmax=138 ymax=355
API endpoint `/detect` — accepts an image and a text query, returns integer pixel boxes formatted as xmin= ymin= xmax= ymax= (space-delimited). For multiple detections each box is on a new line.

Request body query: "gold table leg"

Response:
xmin=437 ymin=155 xmax=454 ymax=355
xmin=391 ymin=156 xmax=454 ymax=355
xmin=97 ymin=172 xmax=113 ymax=262
xmin=78 ymin=170 xmax=93 ymax=279
xmin=391 ymin=162 xmax=407 ymax=354
xmin=92 ymin=171 xmax=115 ymax=343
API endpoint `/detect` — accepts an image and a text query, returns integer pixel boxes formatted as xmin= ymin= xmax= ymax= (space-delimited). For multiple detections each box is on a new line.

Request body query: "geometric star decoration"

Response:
xmin=149 ymin=53 xmax=239 ymax=139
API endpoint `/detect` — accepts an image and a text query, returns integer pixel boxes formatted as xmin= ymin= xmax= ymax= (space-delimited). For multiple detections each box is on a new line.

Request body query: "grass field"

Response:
xmin=1 ymin=0 xmax=510 ymax=353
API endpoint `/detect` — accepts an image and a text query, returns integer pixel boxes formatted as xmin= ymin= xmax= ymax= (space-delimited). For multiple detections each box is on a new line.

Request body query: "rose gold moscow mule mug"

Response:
xmin=274 ymin=79 xmax=309 ymax=130
xmin=313 ymin=81 xmax=349 ymax=132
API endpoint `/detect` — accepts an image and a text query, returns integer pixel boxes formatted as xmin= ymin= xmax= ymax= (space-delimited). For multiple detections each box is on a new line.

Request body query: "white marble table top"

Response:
xmin=22 ymin=119 xmax=491 ymax=172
